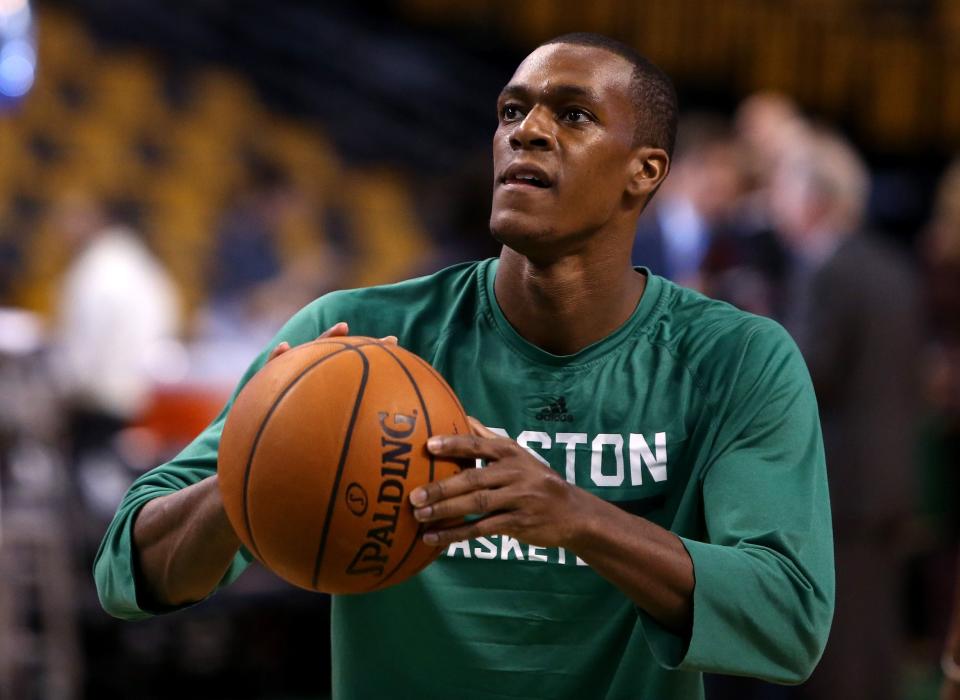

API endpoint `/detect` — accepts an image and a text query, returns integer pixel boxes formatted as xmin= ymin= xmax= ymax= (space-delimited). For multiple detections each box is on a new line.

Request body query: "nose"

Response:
xmin=509 ymin=105 xmax=555 ymax=151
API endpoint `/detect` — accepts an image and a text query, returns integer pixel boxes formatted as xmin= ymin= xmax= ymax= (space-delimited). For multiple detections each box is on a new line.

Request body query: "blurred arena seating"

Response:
xmin=0 ymin=8 xmax=448 ymax=697
xmin=400 ymin=0 xmax=960 ymax=152
xmin=0 ymin=7 xmax=429 ymax=319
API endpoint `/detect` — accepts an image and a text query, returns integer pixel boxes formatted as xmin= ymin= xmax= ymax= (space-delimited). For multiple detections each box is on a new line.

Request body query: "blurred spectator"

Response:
xmin=631 ymin=114 xmax=745 ymax=289
xmin=923 ymin=157 xmax=960 ymax=700
xmin=924 ymin=157 xmax=960 ymax=506
xmin=207 ymin=156 xmax=292 ymax=306
xmin=923 ymin=157 xmax=960 ymax=369
xmin=736 ymin=92 xmax=808 ymax=189
xmin=769 ymin=129 xmax=922 ymax=700
xmin=201 ymin=154 xmax=330 ymax=346
xmin=699 ymin=94 xmax=804 ymax=317
xmin=50 ymin=193 xmax=181 ymax=508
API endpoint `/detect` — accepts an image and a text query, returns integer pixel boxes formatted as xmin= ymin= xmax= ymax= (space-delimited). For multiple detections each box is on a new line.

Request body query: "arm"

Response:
xmin=93 ymin=415 xmax=249 ymax=620
xmin=133 ymin=325 xmax=399 ymax=607
xmin=129 ymin=336 xmax=307 ymax=609
xmin=413 ymin=324 xmax=834 ymax=684
xmin=412 ymin=420 xmax=693 ymax=634
xmin=132 ymin=475 xmax=240 ymax=608
xmin=566 ymin=493 xmax=693 ymax=634
xmin=94 ymin=322 xmax=357 ymax=618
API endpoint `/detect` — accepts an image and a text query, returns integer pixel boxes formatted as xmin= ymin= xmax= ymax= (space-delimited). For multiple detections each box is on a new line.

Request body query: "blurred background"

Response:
xmin=0 ymin=1 xmax=958 ymax=698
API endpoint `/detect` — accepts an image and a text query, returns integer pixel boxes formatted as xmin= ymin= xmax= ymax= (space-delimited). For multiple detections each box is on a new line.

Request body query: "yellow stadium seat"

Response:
xmin=35 ymin=9 xmax=97 ymax=73
xmin=90 ymin=54 xmax=165 ymax=129
xmin=266 ymin=117 xmax=342 ymax=193
xmin=342 ymin=169 xmax=430 ymax=288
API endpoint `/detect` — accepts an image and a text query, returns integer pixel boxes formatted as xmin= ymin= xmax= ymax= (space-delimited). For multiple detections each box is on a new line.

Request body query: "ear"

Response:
xmin=626 ymin=147 xmax=670 ymax=200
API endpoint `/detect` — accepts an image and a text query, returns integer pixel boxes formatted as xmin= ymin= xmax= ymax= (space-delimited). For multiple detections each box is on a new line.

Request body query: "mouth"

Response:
xmin=499 ymin=163 xmax=553 ymax=190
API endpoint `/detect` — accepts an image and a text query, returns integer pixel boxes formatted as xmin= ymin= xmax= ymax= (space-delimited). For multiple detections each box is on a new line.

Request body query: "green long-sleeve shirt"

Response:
xmin=95 ymin=259 xmax=834 ymax=699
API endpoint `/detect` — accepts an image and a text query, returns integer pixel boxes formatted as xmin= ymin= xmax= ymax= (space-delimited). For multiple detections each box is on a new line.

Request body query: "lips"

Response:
xmin=499 ymin=163 xmax=554 ymax=189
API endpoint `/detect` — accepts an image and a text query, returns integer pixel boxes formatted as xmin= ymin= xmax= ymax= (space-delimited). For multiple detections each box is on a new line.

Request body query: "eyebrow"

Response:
xmin=497 ymin=83 xmax=602 ymax=105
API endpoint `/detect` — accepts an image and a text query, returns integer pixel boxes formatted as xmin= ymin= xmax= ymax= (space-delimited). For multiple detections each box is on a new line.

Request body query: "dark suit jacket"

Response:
xmin=793 ymin=234 xmax=921 ymax=538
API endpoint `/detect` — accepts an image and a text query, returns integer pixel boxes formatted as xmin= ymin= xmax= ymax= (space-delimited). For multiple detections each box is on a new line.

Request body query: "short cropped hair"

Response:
xmin=540 ymin=32 xmax=678 ymax=157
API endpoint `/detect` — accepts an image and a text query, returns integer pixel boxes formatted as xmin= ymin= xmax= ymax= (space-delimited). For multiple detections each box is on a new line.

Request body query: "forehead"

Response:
xmin=506 ymin=43 xmax=634 ymax=103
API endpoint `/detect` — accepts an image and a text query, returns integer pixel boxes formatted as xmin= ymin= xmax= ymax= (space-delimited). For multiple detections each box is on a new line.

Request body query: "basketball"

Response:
xmin=217 ymin=336 xmax=469 ymax=594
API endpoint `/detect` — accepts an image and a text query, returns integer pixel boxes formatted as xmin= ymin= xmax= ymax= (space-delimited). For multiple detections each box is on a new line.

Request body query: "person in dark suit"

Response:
xmin=770 ymin=128 xmax=922 ymax=700
xmin=631 ymin=115 xmax=744 ymax=289
xmin=922 ymin=157 xmax=960 ymax=700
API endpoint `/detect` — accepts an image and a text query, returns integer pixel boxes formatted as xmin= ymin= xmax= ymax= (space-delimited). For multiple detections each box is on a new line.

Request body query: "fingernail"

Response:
xmin=410 ymin=488 xmax=427 ymax=506
xmin=423 ymin=532 xmax=439 ymax=545
xmin=414 ymin=506 xmax=431 ymax=521
xmin=427 ymin=437 xmax=442 ymax=451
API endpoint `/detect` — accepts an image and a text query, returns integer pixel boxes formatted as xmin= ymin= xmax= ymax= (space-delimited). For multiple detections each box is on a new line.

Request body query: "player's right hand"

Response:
xmin=267 ymin=322 xmax=398 ymax=363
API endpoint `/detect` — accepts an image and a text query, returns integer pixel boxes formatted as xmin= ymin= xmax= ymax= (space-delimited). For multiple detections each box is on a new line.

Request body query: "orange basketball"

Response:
xmin=217 ymin=336 xmax=469 ymax=594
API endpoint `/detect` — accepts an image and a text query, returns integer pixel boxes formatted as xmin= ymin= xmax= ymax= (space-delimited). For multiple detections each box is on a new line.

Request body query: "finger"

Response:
xmin=267 ymin=341 xmax=291 ymax=362
xmin=467 ymin=416 xmax=500 ymax=439
xmin=409 ymin=465 xmax=512 ymax=507
xmin=378 ymin=335 xmax=398 ymax=345
xmin=413 ymin=486 xmax=512 ymax=523
xmin=426 ymin=433 xmax=508 ymax=460
xmin=318 ymin=321 xmax=349 ymax=339
xmin=422 ymin=513 xmax=514 ymax=546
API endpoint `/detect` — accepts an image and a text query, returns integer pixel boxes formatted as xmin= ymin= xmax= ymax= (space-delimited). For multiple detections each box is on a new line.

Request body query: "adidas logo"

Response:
xmin=535 ymin=396 xmax=574 ymax=423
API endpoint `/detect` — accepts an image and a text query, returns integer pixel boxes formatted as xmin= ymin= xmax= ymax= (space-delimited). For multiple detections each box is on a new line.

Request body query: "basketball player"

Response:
xmin=96 ymin=33 xmax=834 ymax=699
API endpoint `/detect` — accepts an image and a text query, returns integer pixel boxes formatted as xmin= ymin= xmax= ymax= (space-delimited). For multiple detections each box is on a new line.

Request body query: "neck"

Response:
xmin=493 ymin=245 xmax=646 ymax=356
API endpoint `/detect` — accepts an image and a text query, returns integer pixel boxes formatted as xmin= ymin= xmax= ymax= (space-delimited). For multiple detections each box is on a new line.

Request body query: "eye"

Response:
xmin=500 ymin=103 xmax=525 ymax=122
xmin=560 ymin=107 xmax=592 ymax=124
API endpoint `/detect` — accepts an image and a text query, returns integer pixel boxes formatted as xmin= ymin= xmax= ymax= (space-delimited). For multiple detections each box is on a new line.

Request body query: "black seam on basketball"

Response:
xmin=241 ymin=346 xmax=355 ymax=562
xmin=403 ymin=352 xmax=470 ymax=427
xmin=373 ymin=344 xmax=434 ymax=587
xmin=312 ymin=347 xmax=370 ymax=590
xmin=374 ymin=344 xmax=434 ymax=475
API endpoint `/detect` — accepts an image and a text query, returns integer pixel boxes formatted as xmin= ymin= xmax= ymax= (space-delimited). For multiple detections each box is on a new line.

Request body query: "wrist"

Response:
xmin=202 ymin=475 xmax=241 ymax=547
xmin=561 ymin=485 xmax=606 ymax=553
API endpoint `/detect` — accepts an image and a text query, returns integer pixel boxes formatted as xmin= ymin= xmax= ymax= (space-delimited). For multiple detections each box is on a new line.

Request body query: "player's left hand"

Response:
xmin=410 ymin=417 xmax=586 ymax=549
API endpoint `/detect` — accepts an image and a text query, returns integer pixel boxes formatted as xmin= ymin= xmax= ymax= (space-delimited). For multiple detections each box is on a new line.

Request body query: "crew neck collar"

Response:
xmin=479 ymin=257 xmax=663 ymax=368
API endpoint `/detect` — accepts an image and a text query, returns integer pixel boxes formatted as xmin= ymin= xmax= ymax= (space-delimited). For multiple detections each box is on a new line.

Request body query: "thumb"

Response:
xmin=467 ymin=416 xmax=499 ymax=439
xmin=267 ymin=341 xmax=291 ymax=363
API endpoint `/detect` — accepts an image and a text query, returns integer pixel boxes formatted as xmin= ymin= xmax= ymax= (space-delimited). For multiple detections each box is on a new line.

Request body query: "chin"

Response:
xmin=489 ymin=209 xmax=556 ymax=251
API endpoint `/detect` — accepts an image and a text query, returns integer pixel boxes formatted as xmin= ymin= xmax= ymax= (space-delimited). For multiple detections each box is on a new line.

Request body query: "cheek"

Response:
xmin=563 ymin=154 xmax=627 ymax=213
xmin=491 ymin=129 xmax=510 ymax=175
